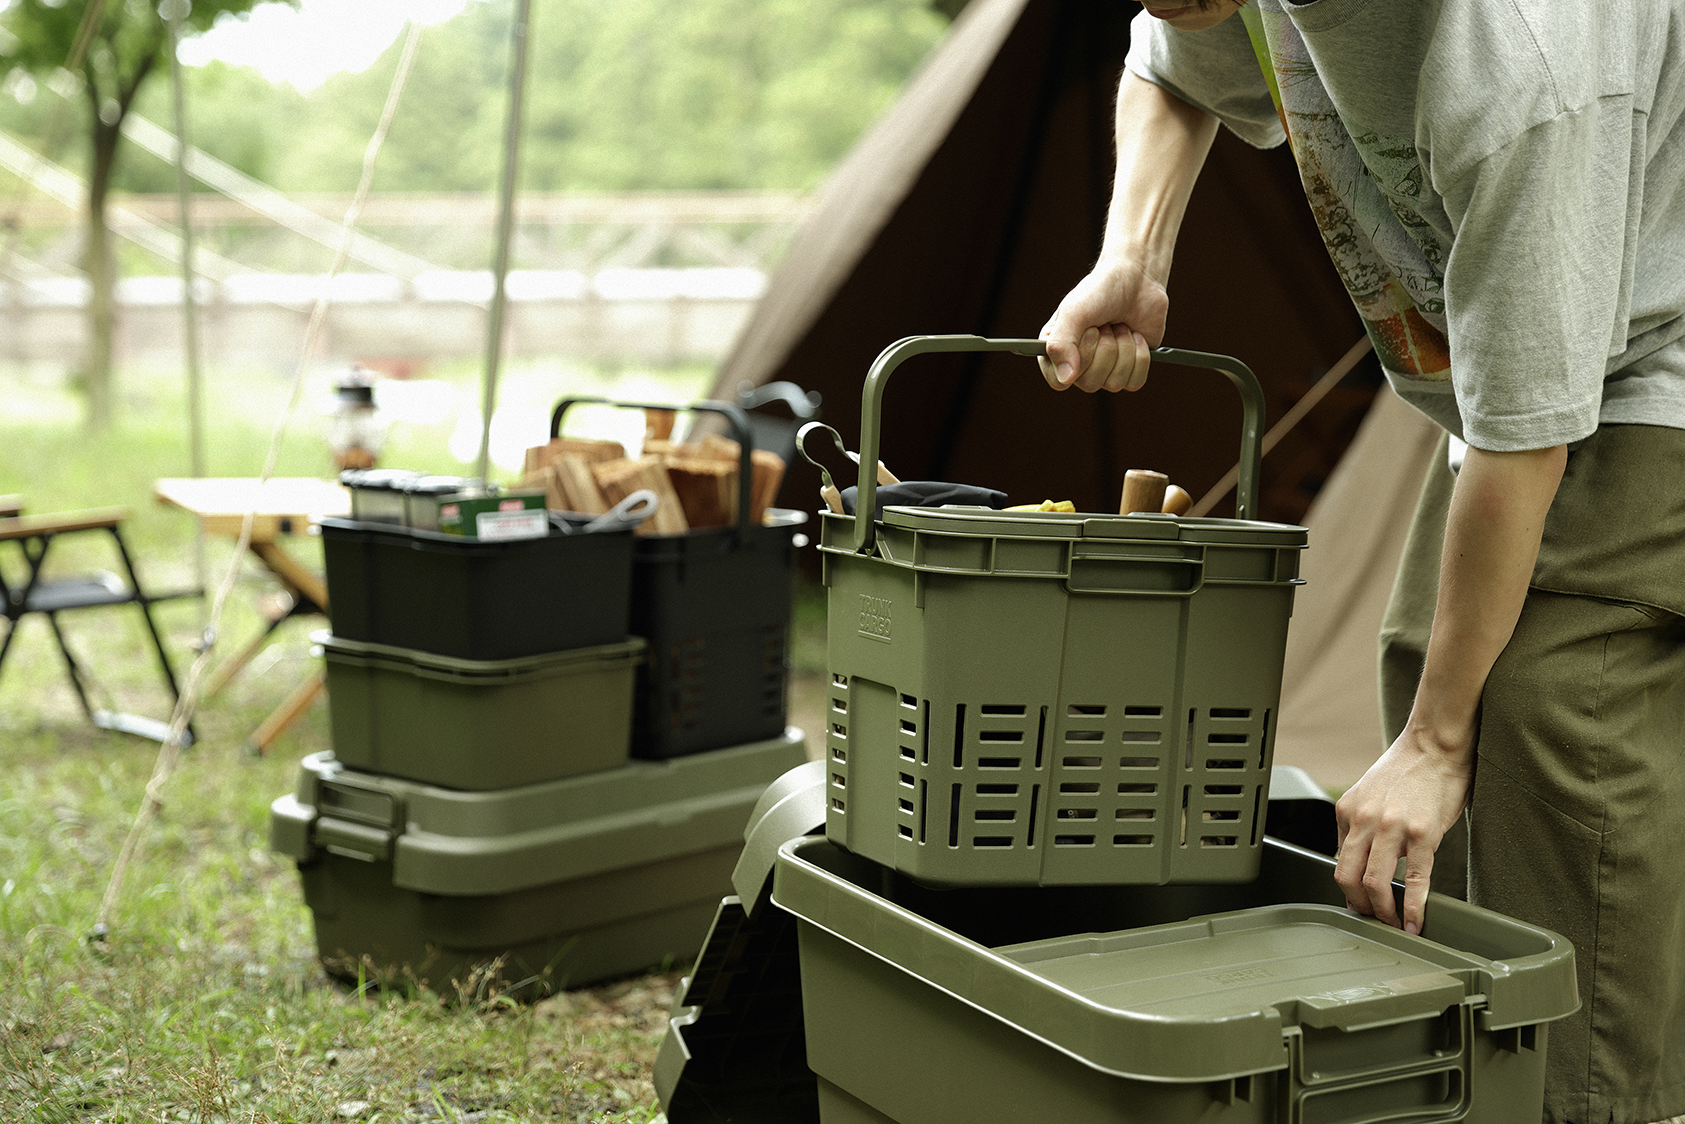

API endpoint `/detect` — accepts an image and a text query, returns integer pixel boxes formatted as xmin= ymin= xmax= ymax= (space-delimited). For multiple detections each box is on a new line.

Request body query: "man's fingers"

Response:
xmin=1086 ymin=328 xmax=1149 ymax=393
xmin=1332 ymin=832 xmax=1371 ymax=915
xmin=1083 ymin=326 xmax=1119 ymax=392
xmin=1038 ymin=328 xmax=1077 ymax=390
xmin=1121 ymin=331 xmax=1151 ymax=392
xmin=1078 ymin=326 xmax=1100 ymax=383
xmin=1040 ymin=321 xmax=1150 ymax=394
xmin=1362 ymin=845 xmax=1403 ymax=927
xmin=1400 ymin=848 xmax=1435 ymax=936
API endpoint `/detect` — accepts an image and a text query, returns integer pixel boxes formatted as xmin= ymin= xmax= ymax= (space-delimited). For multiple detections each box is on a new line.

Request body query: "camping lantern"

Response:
xmin=325 ymin=366 xmax=385 ymax=471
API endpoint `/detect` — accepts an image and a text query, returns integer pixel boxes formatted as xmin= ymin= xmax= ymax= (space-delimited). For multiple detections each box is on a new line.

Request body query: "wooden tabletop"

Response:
xmin=0 ymin=506 xmax=129 ymax=542
xmin=154 ymin=478 xmax=350 ymax=540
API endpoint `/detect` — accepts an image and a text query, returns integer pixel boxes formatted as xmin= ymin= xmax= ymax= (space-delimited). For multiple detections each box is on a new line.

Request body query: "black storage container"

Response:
xmin=320 ymin=514 xmax=634 ymax=660
xmin=550 ymin=394 xmax=806 ymax=761
xmin=629 ymin=509 xmax=804 ymax=759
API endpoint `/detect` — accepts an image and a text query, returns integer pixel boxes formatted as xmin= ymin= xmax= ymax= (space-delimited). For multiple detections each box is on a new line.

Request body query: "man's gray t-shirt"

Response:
xmin=1126 ymin=0 xmax=1685 ymax=451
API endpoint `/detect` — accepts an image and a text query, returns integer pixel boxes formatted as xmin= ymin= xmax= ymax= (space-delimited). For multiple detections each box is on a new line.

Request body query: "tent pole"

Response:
xmin=165 ymin=0 xmax=208 ymax=620
xmin=475 ymin=0 xmax=534 ymax=486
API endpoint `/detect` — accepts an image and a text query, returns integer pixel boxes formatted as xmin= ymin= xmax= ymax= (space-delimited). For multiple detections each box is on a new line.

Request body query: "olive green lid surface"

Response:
xmin=1000 ymin=911 xmax=1470 ymax=1033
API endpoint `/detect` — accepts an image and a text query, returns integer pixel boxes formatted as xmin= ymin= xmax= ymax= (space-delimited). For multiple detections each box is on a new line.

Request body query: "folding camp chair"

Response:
xmin=0 ymin=504 xmax=199 ymax=745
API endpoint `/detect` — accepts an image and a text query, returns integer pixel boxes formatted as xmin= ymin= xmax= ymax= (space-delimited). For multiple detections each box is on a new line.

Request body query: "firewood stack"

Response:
xmin=523 ymin=412 xmax=786 ymax=535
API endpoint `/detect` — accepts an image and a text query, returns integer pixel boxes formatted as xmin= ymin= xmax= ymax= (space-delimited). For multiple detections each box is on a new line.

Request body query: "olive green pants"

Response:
xmin=1377 ymin=424 xmax=1685 ymax=1124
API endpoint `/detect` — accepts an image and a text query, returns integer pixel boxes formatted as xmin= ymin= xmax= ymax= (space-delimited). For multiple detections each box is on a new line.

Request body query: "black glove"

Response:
xmin=840 ymin=481 xmax=1009 ymax=520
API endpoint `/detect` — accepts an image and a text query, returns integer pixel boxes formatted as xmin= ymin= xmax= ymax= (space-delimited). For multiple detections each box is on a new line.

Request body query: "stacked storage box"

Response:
xmin=654 ymin=338 xmax=1582 ymax=1123
xmin=270 ymin=733 xmax=806 ymax=997
xmin=544 ymin=395 xmax=806 ymax=761
xmin=270 ymin=460 xmax=808 ymax=996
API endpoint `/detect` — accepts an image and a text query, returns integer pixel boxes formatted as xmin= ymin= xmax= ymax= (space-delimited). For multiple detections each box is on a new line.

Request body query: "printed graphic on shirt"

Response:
xmin=1250 ymin=7 xmax=1452 ymax=382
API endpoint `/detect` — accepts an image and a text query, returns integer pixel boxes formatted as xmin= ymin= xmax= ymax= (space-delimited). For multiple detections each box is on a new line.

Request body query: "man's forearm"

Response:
xmin=1406 ymin=443 xmax=1568 ymax=758
xmin=1100 ymin=71 xmax=1220 ymax=282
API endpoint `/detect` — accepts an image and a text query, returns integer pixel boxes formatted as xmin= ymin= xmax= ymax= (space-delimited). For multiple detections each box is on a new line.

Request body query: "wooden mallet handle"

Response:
xmin=1120 ymin=469 xmax=1169 ymax=515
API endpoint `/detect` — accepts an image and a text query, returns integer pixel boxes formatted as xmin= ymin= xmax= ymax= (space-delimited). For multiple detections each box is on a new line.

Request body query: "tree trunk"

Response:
xmin=81 ymin=44 xmax=159 ymax=432
xmin=84 ymin=114 xmax=118 ymax=432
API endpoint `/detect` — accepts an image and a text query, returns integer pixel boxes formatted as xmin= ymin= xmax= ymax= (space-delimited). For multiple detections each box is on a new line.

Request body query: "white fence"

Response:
xmin=1 ymin=266 xmax=767 ymax=371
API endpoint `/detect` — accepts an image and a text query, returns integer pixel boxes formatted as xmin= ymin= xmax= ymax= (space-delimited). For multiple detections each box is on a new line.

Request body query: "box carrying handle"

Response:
xmin=311 ymin=777 xmax=404 ymax=863
xmin=1285 ymin=993 xmax=1474 ymax=1124
xmin=850 ymin=335 xmax=1267 ymax=555
xmin=549 ymin=396 xmax=756 ymax=537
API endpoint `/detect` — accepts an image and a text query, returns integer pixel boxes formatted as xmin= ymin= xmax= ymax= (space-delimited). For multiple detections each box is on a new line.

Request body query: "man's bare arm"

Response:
xmin=1039 ymin=71 xmax=1218 ymax=393
xmin=1334 ymin=442 xmax=1567 ymax=933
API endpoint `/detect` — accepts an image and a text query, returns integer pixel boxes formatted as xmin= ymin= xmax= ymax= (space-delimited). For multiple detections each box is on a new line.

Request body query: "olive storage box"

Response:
xmin=775 ymin=834 xmax=1579 ymax=1124
xmin=819 ymin=337 xmax=1307 ymax=887
xmin=319 ymin=632 xmax=645 ymax=790
xmin=548 ymin=394 xmax=804 ymax=761
xmin=319 ymin=514 xmax=634 ymax=660
xmin=268 ymin=729 xmax=808 ymax=996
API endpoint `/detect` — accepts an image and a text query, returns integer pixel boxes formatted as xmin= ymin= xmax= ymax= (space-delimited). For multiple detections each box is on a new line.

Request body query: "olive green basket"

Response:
xmin=818 ymin=337 xmax=1308 ymax=887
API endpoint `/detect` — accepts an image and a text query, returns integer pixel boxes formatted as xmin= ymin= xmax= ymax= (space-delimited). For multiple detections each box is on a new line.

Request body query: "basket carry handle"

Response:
xmin=851 ymin=335 xmax=1268 ymax=555
xmin=550 ymin=396 xmax=756 ymax=537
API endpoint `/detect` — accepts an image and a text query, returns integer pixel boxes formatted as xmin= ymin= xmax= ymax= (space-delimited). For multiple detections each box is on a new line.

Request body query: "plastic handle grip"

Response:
xmin=849 ymin=337 xmax=1268 ymax=555
xmin=852 ymin=335 xmax=1044 ymax=554
xmin=549 ymin=396 xmax=756 ymax=536
xmin=1065 ymin=554 xmax=1205 ymax=598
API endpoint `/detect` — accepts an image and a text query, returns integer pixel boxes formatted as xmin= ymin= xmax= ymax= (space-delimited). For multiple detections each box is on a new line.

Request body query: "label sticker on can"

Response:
xmin=476 ymin=508 xmax=548 ymax=541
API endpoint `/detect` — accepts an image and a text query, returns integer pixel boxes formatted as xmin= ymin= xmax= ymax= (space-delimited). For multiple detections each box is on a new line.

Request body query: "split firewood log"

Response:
xmin=666 ymin=457 xmax=735 ymax=528
xmin=552 ymin=453 xmax=611 ymax=514
xmin=593 ymin=455 xmax=688 ymax=535
xmin=750 ymin=450 xmax=786 ymax=524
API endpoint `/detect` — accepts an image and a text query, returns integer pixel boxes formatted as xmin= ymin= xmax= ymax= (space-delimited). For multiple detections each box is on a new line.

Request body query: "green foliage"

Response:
xmin=0 ymin=0 xmax=287 ymax=113
xmin=513 ymin=0 xmax=948 ymax=191
xmin=156 ymin=0 xmax=944 ymax=195
xmin=1 ymin=0 xmax=948 ymax=193
xmin=128 ymin=57 xmax=308 ymax=190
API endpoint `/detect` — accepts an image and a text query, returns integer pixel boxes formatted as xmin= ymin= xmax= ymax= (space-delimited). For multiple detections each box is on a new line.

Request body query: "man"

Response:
xmin=1037 ymin=2 xmax=1685 ymax=1121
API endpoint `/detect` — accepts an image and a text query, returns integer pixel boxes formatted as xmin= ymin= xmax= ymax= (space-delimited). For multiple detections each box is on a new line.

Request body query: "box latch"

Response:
xmin=312 ymin=779 xmax=403 ymax=863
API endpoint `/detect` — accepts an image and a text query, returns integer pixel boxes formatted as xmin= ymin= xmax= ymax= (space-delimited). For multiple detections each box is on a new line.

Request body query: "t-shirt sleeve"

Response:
xmin=1123 ymin=10 xmax=1284 ymax=149
xmin=1436 ymin=98 xmax=1636 ymax=450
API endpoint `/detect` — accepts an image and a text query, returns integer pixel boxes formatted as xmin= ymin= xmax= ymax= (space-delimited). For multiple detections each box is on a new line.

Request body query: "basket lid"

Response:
xmin=875 ymin=506 xmax=1307 ymax=547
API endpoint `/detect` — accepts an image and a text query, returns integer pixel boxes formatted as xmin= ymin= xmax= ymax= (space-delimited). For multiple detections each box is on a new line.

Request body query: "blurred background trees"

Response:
xmin=1 ymin=0 xmax=284 ymax=429
xmin=0 ymin=0 xmax=956 ymax=426
xmin=4 ymin=0 xmax=954 ymax=195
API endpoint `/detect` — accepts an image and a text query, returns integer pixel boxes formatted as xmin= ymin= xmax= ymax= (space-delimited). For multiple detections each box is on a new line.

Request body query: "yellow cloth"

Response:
xmin=1003 ymin=500 xmax=1075 ymax=512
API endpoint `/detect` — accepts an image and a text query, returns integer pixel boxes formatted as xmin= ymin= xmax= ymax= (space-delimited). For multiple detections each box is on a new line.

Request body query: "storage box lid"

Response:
xmin=318 ymin=632 xmax=645 ymax=682
xmin=340 ymin=468 xmax=422 ymax=492
xmin=270 ymin=729 xmax=806 ymax=895
xmin=772 ymin=836 xmax=1578 ymax=1083
xmin=404 ymin=474 xmax=476 ymax=497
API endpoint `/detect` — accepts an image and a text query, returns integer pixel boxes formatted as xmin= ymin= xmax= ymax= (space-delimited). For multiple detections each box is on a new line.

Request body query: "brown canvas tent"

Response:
xmin=708 ymin=0 xmax=1442 ymax=789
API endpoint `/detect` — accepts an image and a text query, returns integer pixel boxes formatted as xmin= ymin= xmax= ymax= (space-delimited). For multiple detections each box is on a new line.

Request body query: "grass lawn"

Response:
xmin=0 ymin=359 xmax=823 ymax=1122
